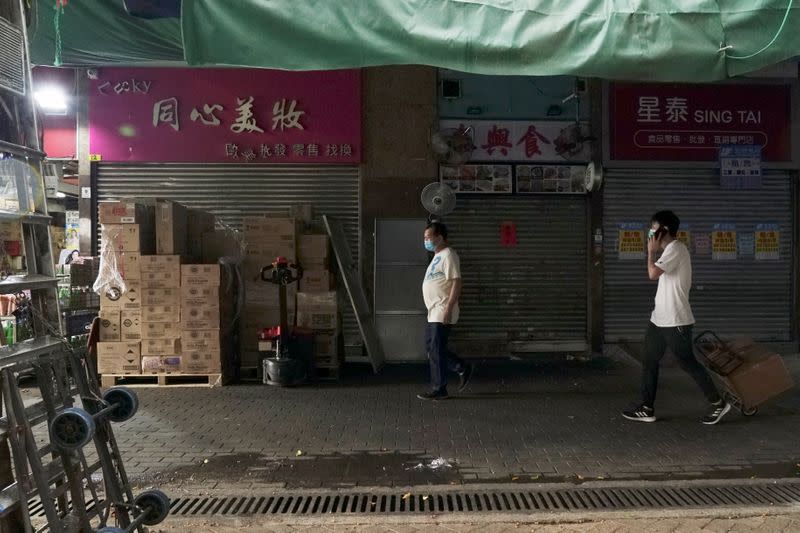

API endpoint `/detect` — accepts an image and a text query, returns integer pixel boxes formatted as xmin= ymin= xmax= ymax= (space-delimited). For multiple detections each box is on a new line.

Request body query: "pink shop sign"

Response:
xmin=89 ymin=68 xmax=361 ymax=163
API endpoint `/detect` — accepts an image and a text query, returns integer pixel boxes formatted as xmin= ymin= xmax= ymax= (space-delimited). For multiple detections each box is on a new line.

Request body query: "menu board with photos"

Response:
xmin=516 ymin=165 xmax=586 ymax=194
xmin=440 ymin=165 xmax=513 ymax=194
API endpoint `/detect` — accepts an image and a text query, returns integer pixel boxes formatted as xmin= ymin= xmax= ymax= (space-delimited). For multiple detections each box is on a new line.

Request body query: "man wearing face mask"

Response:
xmin=622 ymin=210 xmax=730 ymax=425
xmin=417 ymin=222 xmax=473 ymax=400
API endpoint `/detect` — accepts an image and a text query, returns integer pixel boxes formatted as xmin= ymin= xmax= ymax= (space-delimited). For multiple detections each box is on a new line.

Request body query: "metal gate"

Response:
xmin=94 ymin=163 xmax=362 ymax=349
xmin=603 ymin=168 xmax=795 ymax=342
xmin=445 ymin=195 xmax=589 ymax=354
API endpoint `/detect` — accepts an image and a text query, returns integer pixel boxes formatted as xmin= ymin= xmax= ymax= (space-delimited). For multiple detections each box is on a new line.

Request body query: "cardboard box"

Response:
xmin=140 ymin=254 xmax=182 ymax=273
xmin=0 ymin=221 xmax=23 ymax=241
xmin=141 ymin=338 xmax=181 ymax=356
xmin=98 ymin=201 xmax=150 ymax=224
xmin=182 ymin=306 xmax=221 ymax=330
xmin=181 ymin=285 xmax=219 ymax=307
xmin=722 ymin=353 xmax=794 ymax=407
xmin=97 ymin=342 xmax=141 ymax=374
xmin=100 ymin=282 xmax=141 ymax=310
xmin=299 ymin=270 xmax=333 ymax=292
xmin=141 ymin=321 xmax=181 ymax=339
xmin=156 ymin=200 xmax=188 ymax=256
xmin=298 ymin=234 xmax=330 ymax=268
xmin=181 ymin=350 xmax=221 ymax=374
xmin=141 ymin=355 xmax=163 ymax=373
xmin=140 ymin=305 xmax=181 ymax=323
xmin=187 ymin=209 xmax=216 ymax=259
xmin=181 ymin=329 xmax=220 ymax=352
xmin=141 ymin=269 xmax=181 ymax=289
xmin=296 ymin=291 xmax=338 ymax=330
xmin=117 ymin=252 xmax=141 ymax=281
xmin=202 ymin=231 xmax=243 ymax=263
xmin=290 ymin=204 xmax=313 ymax=225
xmin=141 ymin=287 xmax=180 ymax=306
xmin=98 ymin=309 xmax=121 ymax=341
xmin=120 ymin=310 xmax=141 ymax=341
xmin=101 ymin=224 xmax=154 ymax=254
xmin=243 ymin=216 xmax=298 ymax=238
xmin=181 ymin=264 xmax=220 ymax=287
xmin=141 ymin=355 xmax=182 ymax=373
xmin=245 ymin=242 xmax=297 ymax=262
xmin=314 ymin=332 xmax=339 ymax=357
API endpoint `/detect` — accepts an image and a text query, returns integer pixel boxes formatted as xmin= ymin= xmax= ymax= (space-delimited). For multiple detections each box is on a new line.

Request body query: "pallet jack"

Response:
xmin=258 ymin=257 xmax=313 ymax=386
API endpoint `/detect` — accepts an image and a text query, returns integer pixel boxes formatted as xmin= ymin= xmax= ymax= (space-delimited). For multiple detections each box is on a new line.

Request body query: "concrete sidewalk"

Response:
xmin=73 ymin=351 xmax=800 ymax=491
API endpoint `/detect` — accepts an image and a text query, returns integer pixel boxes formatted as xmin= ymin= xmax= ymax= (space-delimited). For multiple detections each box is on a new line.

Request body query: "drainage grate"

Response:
xmin=168 ymin=482 xmax=800 ymax=517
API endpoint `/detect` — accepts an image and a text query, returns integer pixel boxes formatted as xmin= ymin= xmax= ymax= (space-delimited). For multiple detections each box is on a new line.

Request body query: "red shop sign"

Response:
xmin=609 ymin=83 xmax=792 ymax=162
xmin=89 ymin=67 xmax=361 ymax=164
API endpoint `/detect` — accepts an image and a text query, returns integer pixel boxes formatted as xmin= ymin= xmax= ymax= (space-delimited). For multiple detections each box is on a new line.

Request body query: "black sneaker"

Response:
xmin=701 ymin=401 xmax=731 ymax=425
xmin=622 ymin=405 xmax=656 ymax=423
xmin=457 ymin=363 xmax=474 ymax=392
xmin=417 ymin=390 xmax=448 ymax=401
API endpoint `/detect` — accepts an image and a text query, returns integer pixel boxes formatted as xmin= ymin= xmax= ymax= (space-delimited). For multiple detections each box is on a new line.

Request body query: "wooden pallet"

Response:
xmin=313 ymin=354 xmax=342 ymax=368
xmin=100 ymin=373 xmax=222 ymax=388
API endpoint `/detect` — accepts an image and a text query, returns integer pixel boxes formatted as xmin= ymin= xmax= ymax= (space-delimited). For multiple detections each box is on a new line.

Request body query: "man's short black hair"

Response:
xmin=651 ymin=210 xmax=680 ymax=237
xmin=426 ymin=221 xmax=448 ymax=240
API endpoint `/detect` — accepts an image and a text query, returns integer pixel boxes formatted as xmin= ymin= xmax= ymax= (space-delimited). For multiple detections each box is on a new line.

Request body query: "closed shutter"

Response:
xmin=446 ymin=195 xmax=589 ymax=354
xmin=603 ymin=168 xmax=794 ymax=342
xmin=95 ymin=163 xmax=361 ymax=348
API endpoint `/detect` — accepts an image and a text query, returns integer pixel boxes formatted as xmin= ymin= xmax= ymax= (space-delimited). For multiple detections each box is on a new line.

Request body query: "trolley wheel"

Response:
xmin=134 ymin=489 xmax=171 ymax=526
xmin=742 ymin=406 xmax=758 ymax=416
xmin=103 ymin=386 xmax=139 ymax=422
xmin=50 ymin=408 xmax=96 ymax=451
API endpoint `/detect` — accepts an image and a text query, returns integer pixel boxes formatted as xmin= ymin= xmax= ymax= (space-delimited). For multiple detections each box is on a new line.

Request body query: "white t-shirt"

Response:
xmin=422 ymin=247 xmax=461 ymax=324
xmin=650 ymin=240 xmax=695 ymax=327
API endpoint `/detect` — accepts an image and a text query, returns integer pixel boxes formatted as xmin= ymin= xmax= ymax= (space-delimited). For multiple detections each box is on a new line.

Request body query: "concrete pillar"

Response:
xmin=360 ymin=66 xmax=438 ymax=302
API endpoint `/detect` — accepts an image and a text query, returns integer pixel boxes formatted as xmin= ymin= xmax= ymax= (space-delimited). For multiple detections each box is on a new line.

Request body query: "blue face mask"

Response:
xmin=424 ymin=239 xmax=436 ymax=252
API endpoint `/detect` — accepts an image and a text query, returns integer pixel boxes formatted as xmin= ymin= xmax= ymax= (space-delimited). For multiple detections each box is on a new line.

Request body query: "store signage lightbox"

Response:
xmin=608 ymin=83 xmax=792 ymax=162
xmin=89 ymin=68 xmax=361 ymax=163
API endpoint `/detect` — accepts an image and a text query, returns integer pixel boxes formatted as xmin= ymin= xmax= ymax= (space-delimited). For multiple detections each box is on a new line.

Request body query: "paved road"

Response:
xmin=67 ymin=352 xmax=800 ymax=490
xmin=26 ymin=352 xmax=800 ymax=490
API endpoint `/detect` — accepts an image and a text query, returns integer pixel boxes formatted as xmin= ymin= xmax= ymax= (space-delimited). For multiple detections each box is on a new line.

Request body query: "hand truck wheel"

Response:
xmin=134 ymin=489 xmax=171 ymax=526
xmin=102 ymin=386 xmax=139 ymax=422
xmin=49 ymin=407 xmax=96 ymax=451
xmin=742 ymin=406 xmax=758 ymax=416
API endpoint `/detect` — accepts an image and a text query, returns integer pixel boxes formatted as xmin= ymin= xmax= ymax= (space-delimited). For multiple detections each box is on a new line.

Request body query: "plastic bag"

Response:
xmin=92 ymin=225 xmax=127 ymax=301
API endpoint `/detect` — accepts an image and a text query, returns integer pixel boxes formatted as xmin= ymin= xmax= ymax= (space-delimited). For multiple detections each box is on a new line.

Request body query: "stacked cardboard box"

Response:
xmin=181 ymin=264 xmax=224 ymax=374
xmin=96 ymin=201 xmax=154 ymax=376
xmin=296 ymin=234 xmax=341 ymax=373
xmin=140 ymin=255 xmax=183 ymax=373
xmin=156 ymin=199 xmax=216 ymax=260
xmin=240 ymin=216 xmax=299 ymax=366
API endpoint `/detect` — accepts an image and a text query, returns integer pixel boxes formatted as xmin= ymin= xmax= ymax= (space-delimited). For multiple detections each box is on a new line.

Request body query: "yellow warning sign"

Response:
xmin=755 ymin=225 xmax=780 ymax=260
xmin=677 ymin=230 xmax=690 ymax=249
xmin=618 ymin=224 xmax=645 ymax=260
xmin=712 ymin=228 xmax=737 ymax=260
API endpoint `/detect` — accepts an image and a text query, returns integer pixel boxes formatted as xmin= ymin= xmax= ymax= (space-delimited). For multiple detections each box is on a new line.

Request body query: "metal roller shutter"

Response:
xmin=445 ymin=195 xmax=589 ymax=354
xmin=94 ymin=163 xmax=362 ymax=349
xmin=603 ymin=168 xmax=795 ymax=343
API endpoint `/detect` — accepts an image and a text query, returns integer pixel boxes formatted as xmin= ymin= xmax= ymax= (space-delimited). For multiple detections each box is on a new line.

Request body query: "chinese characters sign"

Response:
xmin=618 ymin=223 xmax=645 ymax=260
xmin=609 ymin=83 xmax=791 ymax=162
xmin=89 ymin=68 xmax=361 ymax=163
xmin=712 ymin=224 xmax=737 ymax=261
xmin=719 ymin=145 xmax=762 ymax=189
xmin=755 ymin=224 xmax=780 ymax=261
xmin=439 ymin=120 xmax=591 ymax=162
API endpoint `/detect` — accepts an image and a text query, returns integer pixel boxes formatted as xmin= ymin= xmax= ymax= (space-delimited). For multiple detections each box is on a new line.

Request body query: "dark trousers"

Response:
xmin=641 ymin=322 xmax=721 ymax=408
xmin=426 ymin=323 xmax=465 ymax=393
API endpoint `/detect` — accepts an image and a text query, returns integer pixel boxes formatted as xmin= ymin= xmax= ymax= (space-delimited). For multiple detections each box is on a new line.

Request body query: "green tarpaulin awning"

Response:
xmin=30 ymin=0 xmax=800 ymax=82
